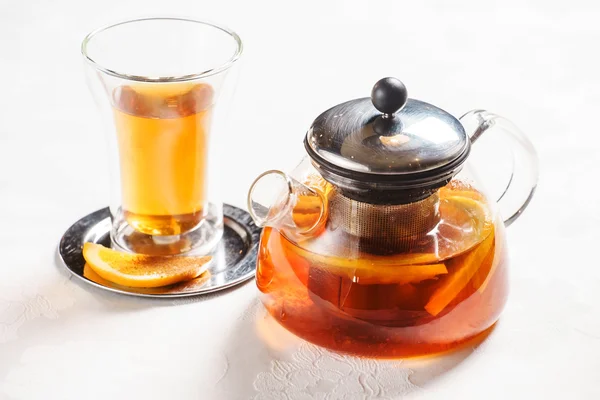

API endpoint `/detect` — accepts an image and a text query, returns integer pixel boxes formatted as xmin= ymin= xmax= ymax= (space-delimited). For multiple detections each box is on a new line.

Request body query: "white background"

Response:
xmin=0 ymin=0 xmax=599 ymax=399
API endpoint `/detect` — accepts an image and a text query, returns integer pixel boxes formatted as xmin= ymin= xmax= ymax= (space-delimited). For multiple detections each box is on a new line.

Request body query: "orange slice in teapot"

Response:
xmin=425 ymin=228 xmax=495 ymax=316
xmin=288 ymin=243 xmax=447 ymax=285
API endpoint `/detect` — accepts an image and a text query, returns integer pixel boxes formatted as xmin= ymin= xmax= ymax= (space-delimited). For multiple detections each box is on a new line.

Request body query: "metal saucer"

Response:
xmin=58 ymin=204 xmax=261 ymax=298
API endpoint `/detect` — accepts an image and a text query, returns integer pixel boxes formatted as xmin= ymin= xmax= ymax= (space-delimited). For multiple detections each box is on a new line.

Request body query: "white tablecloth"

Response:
xmin=1 ymin=0 xmax=599 ymax=398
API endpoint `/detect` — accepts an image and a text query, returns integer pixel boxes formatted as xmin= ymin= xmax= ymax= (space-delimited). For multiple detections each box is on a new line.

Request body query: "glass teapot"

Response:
xmin=247 ymin=78 xmax=538 ymax=358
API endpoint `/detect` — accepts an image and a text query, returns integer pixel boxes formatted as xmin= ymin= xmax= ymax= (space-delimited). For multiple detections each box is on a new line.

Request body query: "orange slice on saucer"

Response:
xmin=83 ymin=263 xmax=211 ymax=294
xmin=82 ymin=243 xmax=211 ymax=288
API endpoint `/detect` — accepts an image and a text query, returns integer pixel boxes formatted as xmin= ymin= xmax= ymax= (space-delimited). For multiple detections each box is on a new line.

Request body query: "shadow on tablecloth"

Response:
xmin=213 ymin=297 xmax=496 ymax=399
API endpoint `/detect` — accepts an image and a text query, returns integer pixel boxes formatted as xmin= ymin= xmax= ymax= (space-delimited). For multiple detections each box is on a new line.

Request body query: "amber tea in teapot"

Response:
xmin=257 ymin=177 xmax=507 ymax=357
xmin=249 ymin=78 xmax=537 ymax=358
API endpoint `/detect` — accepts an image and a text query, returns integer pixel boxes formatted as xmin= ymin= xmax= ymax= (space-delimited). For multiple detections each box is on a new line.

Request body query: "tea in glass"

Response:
xmin=113 ymin=83 xmax=213 ymax=236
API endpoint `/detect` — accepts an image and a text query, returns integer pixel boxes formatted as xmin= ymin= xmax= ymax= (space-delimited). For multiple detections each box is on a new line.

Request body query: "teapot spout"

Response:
xmin=247 ymin=170 xmax=326 ymax=236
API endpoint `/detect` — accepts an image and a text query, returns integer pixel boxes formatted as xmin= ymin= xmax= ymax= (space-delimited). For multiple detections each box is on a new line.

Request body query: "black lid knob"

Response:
xmin=371 ymin=77 xmax=408 ymax=115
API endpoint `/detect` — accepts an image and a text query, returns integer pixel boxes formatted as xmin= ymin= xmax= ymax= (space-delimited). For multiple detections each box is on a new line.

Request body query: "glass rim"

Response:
xmin=81 ymin=17 xmax=243 ymax=83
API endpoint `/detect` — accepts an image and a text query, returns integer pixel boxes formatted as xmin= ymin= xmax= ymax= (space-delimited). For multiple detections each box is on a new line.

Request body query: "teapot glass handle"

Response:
xmin=460 ymin=110 xmax=539 ymax=227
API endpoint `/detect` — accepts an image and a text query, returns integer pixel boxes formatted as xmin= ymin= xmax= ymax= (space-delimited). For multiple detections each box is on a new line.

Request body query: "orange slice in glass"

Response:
xmin=83 ymin=243 xmax=211 ymax=288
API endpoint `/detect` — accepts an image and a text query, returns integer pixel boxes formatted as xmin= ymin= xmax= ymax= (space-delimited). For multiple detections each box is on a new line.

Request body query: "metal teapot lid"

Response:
xmin=304 ymin=77 xmax=470 ymax=203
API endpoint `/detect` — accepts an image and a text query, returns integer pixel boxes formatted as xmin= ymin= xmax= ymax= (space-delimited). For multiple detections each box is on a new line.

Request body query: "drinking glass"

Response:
xmin=82 ymin=18 xmax=242 ymax=255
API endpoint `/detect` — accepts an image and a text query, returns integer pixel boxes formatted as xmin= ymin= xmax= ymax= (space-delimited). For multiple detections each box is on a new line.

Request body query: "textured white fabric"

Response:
xmin=1 ymin=0 xmax=599 ymax=398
